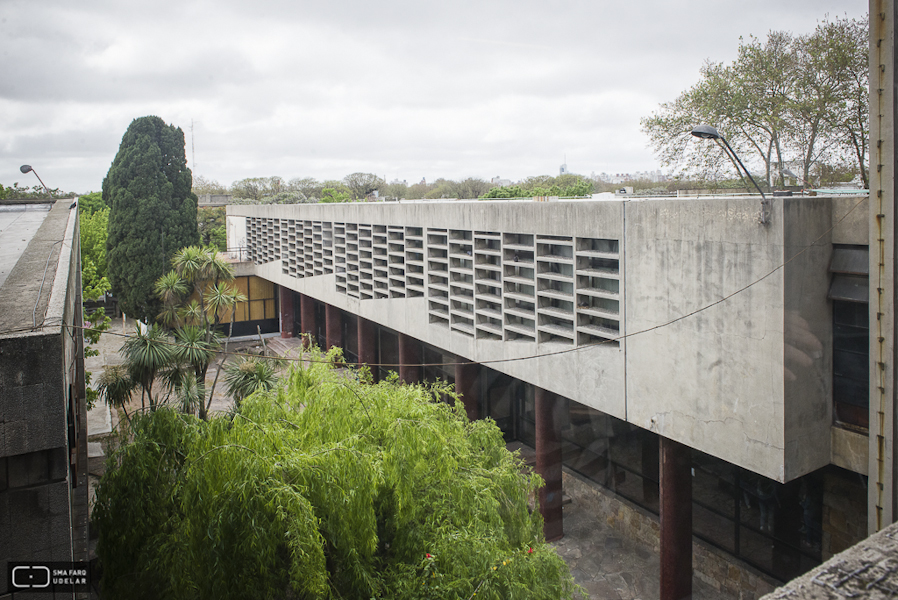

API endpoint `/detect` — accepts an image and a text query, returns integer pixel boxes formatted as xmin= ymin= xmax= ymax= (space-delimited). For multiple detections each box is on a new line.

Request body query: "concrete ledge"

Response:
xmin=761 ymin=522 xmax=898 ymax=599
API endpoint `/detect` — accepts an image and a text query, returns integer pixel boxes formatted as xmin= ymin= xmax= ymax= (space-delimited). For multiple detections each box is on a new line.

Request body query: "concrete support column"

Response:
xmin=299 ymin=294 xmax=315 ymax=348
xmin=398 ymin=332 xmax=421 ymax=384
xmin=357 ymin=316 xmax=377 ymax=382
xmin=454 ymin=360 xmax=479 ymax=421
xmin=660 ymin=436 xmax=692 ymax=600
xmin=278 ymin=286 xmax=294 ymax=339
xmin=535 ymin=386 xmax=563 ymax=541
xmin=325 ymin=304 xmax=341 ymax=351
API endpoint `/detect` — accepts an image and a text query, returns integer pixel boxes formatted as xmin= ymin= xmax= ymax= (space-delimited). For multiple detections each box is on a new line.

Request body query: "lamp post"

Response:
xmin=19 ymin=164 xmax=52 ymax=197
xmin=690 ymin=125 xmax=771 ymax=225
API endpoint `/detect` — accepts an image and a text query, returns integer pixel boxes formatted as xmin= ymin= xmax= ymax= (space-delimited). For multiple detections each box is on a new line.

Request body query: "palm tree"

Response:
xmin=120 ymin=324 xmax=174 ymax=411
xmin=153 ymin=271 xmax=187 ymax=326
xmin=153 ymin=246 xmax=247 ymax=418
xmin=173 ymin=326 xmax=217 ymax=419
xmin=96 ymin=365 xmax=136 ymax=423
xmin=160 ymin=363 xmax=204 ymax=415
xmin=223 ymin=356 xmax=281 ymax=408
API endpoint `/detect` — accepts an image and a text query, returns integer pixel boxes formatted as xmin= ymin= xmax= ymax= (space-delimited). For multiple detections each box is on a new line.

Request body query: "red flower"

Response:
xmin=527 ymin=547 xmax=533 ymax=554
xmin=426 ymin=553 xmax=432 ymax=558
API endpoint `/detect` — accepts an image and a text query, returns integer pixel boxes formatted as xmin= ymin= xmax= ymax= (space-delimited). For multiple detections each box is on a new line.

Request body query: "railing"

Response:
xmin=225 ymin=246 xmax=249 ymax=262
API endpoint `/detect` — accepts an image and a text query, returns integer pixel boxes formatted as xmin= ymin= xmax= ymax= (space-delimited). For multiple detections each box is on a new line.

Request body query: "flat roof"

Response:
xmin=0 ymin=204 xmax=52 ymax=289
xmin=0 ymin=200 xmax=75 ymax=334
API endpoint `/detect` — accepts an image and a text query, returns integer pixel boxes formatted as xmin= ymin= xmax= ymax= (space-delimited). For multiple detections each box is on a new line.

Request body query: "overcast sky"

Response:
xmin=0 ymin=0 xmax=868 ymax=194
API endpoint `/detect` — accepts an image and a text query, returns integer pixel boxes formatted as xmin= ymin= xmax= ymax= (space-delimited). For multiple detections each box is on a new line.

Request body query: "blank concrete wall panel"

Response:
xmin=625 ymin=198 xmax=788 ymax=481
xmin=0 ymin=334 xmax=65 ymax=458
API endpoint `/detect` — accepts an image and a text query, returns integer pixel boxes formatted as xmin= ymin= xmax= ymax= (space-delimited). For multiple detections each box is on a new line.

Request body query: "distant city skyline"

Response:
xmin=0 ymin=0 xmax=867 ymax=194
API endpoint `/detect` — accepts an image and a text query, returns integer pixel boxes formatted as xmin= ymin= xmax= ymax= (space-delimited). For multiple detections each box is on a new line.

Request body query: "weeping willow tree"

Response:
xmin=94 ymin=348 xmax=582 ymax=600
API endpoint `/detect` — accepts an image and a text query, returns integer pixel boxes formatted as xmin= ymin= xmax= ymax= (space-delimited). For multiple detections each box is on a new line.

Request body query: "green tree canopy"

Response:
xmin=343 ymin=172 xmax=384 ymax=200
xmin=78 ymin=191 xmax=105 ymax=215
xmin=197 ymin=207 xmax=226 ymax=251
xmin=319 ymin=186 xmax=352 ymax=203
xmin=230 ymin=176 xmax=285 ymax=201
xmin=155 ymin=245 xmax=246 ymax=419
xmin=81 ymin=206 xmax=110 ymax=299
xmin=95 ymin=353 xmax=580 ymax=599
xmin=482 ymin=176 xmax=593 ymax=199
xmin=192 ymin=175 xmax=228 ymax=195
xmin=641 ymin=16 xmax=868 ymax=188
xmin=104 ymin=116 xmax=200 ymax=321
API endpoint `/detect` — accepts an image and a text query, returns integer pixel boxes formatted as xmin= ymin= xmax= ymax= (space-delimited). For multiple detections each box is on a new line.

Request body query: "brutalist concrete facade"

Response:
xmin=228 ymin=194 xmax=872 ymax=593
xmin=229 ymin=194 xmax=867 ymax=485
xmin=0 ymin=200 xmax=88 ymax=597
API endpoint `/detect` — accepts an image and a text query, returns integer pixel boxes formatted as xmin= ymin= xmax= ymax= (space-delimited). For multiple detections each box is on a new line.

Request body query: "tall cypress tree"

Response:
xmin=104 ymin=116 xmax=200 ymax=321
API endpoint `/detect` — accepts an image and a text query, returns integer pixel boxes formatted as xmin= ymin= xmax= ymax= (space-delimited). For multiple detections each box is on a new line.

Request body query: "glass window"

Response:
xmin=484 ymin=369 xmax=518 ymax=442
xmin=234 ymin=276 xmax=249 ymax=298
xmin=830 ymin=246 xmax=869 ymax=432
xmin=378 ymin=328 xmax=399 ymax=381
xmin=342 ymin=312 xmax=358 ymax=364
xmin=833 ymin=300 xmax=869 ymax=430
xmin=249 ymin=276 xmax=274 ymax=300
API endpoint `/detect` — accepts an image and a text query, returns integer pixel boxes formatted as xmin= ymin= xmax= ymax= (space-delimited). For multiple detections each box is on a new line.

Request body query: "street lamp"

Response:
xmin=690 ymin=125 xmax=771 ymax=225
xmin=19 ymin=164 xmax=52 ymax=196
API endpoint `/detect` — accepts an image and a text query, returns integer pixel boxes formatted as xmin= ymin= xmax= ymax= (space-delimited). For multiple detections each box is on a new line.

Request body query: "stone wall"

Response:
xmin=821 ymin=467 xmax=868 ymax=559
xmin=563 ymin=470 xmax=779 ymax=599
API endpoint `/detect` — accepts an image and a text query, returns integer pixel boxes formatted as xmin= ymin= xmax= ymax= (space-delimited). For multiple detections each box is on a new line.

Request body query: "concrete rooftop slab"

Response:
xmin=0 ymin=203 xmax=51 ymax=289
xmin=0 ymin=200 xmax=74 ymax=333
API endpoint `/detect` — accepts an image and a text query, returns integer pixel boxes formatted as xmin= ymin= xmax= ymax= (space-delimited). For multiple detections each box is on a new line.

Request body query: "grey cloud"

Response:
xmin=0 ymin=0 xmax=869 ymax=193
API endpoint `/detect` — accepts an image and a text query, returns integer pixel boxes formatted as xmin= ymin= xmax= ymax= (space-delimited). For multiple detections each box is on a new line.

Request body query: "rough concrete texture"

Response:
xmin=760 ymin=521 xmax=898 ymax=599
xmin=831 ymin=195 xmax=869 ymax=245
xmin=230 ymin=195 xmax=853 ymax=484
xmin=0 ymin=199 xmax=72 ymax=334
xmin=781 ymin=197 xmax=833 ymax=481
xmin=830 ymin=427 xmax=868 ymax=475
xmin=0 ymin=204 xmax=51 ymax=289
xmin=0 ymin=334 xmax=66 ymax=457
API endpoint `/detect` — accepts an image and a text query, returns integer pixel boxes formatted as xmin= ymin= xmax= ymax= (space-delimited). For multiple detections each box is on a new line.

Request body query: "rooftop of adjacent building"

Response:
xmin=760 ymin=521 xmax=898 ymax=599
xmin=0 ymin=198 xmax=77 ymax=335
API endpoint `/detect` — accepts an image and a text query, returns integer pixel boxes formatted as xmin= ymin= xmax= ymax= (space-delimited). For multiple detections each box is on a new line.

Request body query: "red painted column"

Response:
xmin=299 ymin=294 xmax=315 ymax=348
xmin=325 ymin=304 xmax=342 ymax=351
xmin=535 ymin=387 xmax=563 ymax=541
xmin=278 ymin=286 xmax=294 ymax=338
xmin=357 ymin=316 xmax=377 ymax=382
xmin=398 ymin=332 xmax=421 ymax=384
xmin=454 ymin=360 xmax=479 ymax=421
xmin=660 ymin=436 xmax=693 ymax=600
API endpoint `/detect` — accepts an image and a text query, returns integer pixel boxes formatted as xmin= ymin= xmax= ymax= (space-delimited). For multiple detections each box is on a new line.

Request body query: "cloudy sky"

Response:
xmin=1 ymin=0 xmax=868 ymax=194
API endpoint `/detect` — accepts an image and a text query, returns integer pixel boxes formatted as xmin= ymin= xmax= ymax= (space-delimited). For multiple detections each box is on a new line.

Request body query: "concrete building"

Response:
xmin=0 ymin=199 xmax=89 ymax=595
xmin=227 ymin=191 xmax=872 ymax=596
